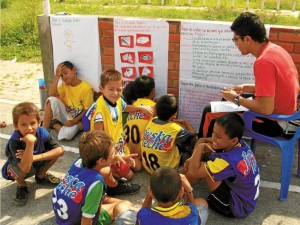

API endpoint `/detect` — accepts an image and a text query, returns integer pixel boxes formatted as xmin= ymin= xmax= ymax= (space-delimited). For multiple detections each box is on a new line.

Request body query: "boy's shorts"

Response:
xmin=196 ymin=205 xmax=209 ymax=225
xmin=98 ymin=208 xmax=113 ymax=225
xmin=6 ymin=160 xmax=49 ymax=180
xmin=206 ymin=181 xmax=235 ymax=218
xmin=115 ymin=210 xmax=137 ymax=225
xmin=47 ymin=96 xmax=80 ymax=140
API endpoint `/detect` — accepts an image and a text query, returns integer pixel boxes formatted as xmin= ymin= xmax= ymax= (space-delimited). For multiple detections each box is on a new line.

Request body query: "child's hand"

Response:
xmin=180 ymin=174 xmax=193 ymax=193
xmin=140 ymin=106 xmax=154 ymax=116
xmin=20 ymin=134 xmax=36 ymax=145
xmin=15 ymin=150 xmax=25 ymax=159
xmin=121 ymin=154 xmax=138 ymax=168
xmin=55 ymin=63 xmax=65 ymax=78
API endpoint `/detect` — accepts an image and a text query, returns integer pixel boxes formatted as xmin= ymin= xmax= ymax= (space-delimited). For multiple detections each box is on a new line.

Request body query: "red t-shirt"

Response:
xmin=254 ymin=42 xmax=299 ymax=115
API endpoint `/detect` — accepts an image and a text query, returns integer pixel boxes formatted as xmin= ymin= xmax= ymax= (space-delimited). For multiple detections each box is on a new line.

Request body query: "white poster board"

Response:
xmin=50 ymin=15 xmax=101 ymax=92
xmin=179 ymin=20 xmax=270 ymax=130
xmin=114 ymin=18 xmax=169 ymax=98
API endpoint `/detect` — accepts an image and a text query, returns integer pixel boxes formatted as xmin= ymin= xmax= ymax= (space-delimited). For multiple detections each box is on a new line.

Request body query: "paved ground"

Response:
xmin=0 ymin=60 xmax=300 ymax=224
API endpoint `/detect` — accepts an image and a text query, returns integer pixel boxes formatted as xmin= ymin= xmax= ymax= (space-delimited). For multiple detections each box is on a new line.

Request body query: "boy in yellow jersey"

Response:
xmin=90 ymin=69 xmax=153 ymax=196
xmin=136 ymin=167 xmax=208 ymax=225
xmin=124 ymin=76 xmax=156 ymax=169
xmin=43 ymin=61 xmax=94 ymax=140
xmin=141 ymin=94 xmax=196 ymax=174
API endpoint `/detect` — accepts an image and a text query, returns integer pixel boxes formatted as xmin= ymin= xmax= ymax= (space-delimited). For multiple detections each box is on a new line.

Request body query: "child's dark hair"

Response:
xmin=122 ymin=82 xmax=137 ymax=105
xmin=150 ymin=167 xmax=182 ymax=203
xmin=215 ymin=113 xmax=244 ymax=141
xmin=79 ymin=130 xmax=113 ymax=168
xmin=134 ymin=75 xmax=155 ymax=98
xmin=12 ymin=102 xmax=40 ymax=126
xmin=156 ymin=94 xmax=178 ymax=121
xmin=62 ymin=61 xmax=75 ymax=70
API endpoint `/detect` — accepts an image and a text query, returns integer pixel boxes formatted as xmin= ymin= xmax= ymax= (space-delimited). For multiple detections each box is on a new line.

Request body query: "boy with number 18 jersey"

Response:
xmin=141 ymin=94 xmax=196 ymax=174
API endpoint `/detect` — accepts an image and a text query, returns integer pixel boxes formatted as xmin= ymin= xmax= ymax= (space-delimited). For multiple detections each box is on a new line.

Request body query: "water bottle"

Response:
xmin=39 ymin=78 xmax=47 ymax=110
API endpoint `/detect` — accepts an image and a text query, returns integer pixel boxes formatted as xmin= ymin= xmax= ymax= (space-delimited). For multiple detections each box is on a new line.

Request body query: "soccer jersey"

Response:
xmin=125 ymin=98 xmax=156 ymax=154
xmin=52 ymin=158 xmax=104 ymax=225
xmin=90 ymin=95 xmax=129 ymax=155
xmin=205 ymin=141 xmax=260 ymax=217
xmin=141 ymin=118 xmax=182 ymax=174
xmin=58 ymin=80 xmax=94 ymax=119
xmin=136 ymin=202 xmax=201 ymax=225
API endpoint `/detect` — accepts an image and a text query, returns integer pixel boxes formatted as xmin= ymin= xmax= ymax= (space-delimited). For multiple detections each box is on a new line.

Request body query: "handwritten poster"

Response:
xmin=50 ymin=15 xmax=101 ymax=91
xmin=178 ymin=79 xmax=225 ymax=130
xmin=114 ymin=18 xmax=169 ymax=97
xmin=179 ymin=20 xmax=270 ymax=130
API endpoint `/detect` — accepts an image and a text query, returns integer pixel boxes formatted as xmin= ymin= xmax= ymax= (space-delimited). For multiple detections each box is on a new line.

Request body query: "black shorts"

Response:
xmin=206 ymin=181 xmax=235 ymax=218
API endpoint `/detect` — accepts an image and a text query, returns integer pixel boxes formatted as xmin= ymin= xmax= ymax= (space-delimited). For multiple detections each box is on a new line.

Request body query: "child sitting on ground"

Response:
xmin=89 ymin=69 xmax=153 ymax=196
xmin=141 ymin=94 xmax=196 ymax=174
xmin=124 ymin=75 xmax=156 ymax=166
xmin=2 ymin=102 xmax=64 ymax=206
xmin=136 ymin=166 xmax=208 ymax=225
xmin=52 ymin=130 xmax=137 ymax=225
xmin=42 ymin=61 xmax=94 ymax=140
xmin=182 ymin=113 xmax=260 ymax=218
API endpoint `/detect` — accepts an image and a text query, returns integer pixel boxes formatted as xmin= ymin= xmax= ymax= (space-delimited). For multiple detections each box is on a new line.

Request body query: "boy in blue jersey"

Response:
xmin=182 ymin=113 xmax=260 ymax=218
xmin=136 ymin=166 xmax=208 ymax=225
xmin=2 ymin=102 xmax=64 ymax=206
xmin=52 ymin=130 xmax=137 ymax=225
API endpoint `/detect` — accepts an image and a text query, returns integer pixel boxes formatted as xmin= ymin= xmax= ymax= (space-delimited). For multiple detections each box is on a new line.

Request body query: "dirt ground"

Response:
xmin=0 ymin=60 xmax=44 ymax=107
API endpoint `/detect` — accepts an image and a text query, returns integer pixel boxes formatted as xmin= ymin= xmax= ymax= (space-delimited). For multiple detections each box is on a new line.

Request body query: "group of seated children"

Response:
xmin=1 ymin=61 xmax=260 ymax=224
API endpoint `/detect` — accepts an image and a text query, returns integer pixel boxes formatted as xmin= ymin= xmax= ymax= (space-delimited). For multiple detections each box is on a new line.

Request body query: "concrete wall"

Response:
xmin=38 ymin=16 xmax=300 ymax=106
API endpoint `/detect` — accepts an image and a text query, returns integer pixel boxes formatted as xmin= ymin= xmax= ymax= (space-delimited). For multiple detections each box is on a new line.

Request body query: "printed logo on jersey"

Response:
xmin=142 ymin=127 xmax=173 ymax=150
xmin=237 ymin=150 xmax=258 ymax=176
xmin=127 ymin=110 xmax=150 ymax=121
xmin=56 ymin=173 xmax=86 ymax=203
xmin=114 ymin=134 xmax=126 ymax=155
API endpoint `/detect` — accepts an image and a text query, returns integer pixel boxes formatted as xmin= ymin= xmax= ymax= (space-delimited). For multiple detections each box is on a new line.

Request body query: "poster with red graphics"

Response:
xmin=121 ymin=67 xmax=136 ymax=79
xmin=136 ymin=34 xmax=151 ymax=47
xmin=120 ymin=52 xmax=135 ymax=64
xmin=119 ymin=35 xmax=134 ymax=48
xmin=138 ymin=66 xmax=153 ymax=77
xmin=138 ymin=51 xmax=153 ymax=64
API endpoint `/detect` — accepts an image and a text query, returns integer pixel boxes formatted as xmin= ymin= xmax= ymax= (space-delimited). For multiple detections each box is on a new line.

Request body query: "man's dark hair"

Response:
xmin=230 ymin=12 xmax=269 ymax=43
xmin=134 ymin=75 xmax=155 ymax=98
xmin=156 ymin=94 xmax=178 ymax=121
xmin=215 ymin=113 xmax=244 ymax=141
xmin=150 ymin=167 xmax=182 ymax=203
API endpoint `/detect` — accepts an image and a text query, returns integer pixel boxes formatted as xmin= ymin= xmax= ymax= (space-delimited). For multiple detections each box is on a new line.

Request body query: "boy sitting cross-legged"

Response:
xmin=136 ymin=166 xmax=208 ymax=225
xmin=182 ymin=113 xmax=260 ymax=218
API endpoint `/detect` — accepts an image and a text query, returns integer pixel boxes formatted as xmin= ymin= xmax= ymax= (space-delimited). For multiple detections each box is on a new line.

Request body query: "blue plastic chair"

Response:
xmin=242 ymin=110 xmax=300 ymax=201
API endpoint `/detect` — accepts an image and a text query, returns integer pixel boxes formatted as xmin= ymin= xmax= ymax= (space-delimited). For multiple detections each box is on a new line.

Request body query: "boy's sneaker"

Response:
xmin=106 ymin=179 xmax=140 ymax=196
xmin=15 ymin=186 xmax=29 ymax=206
xmin=35 ymin=173 xmax=61 ymax=186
